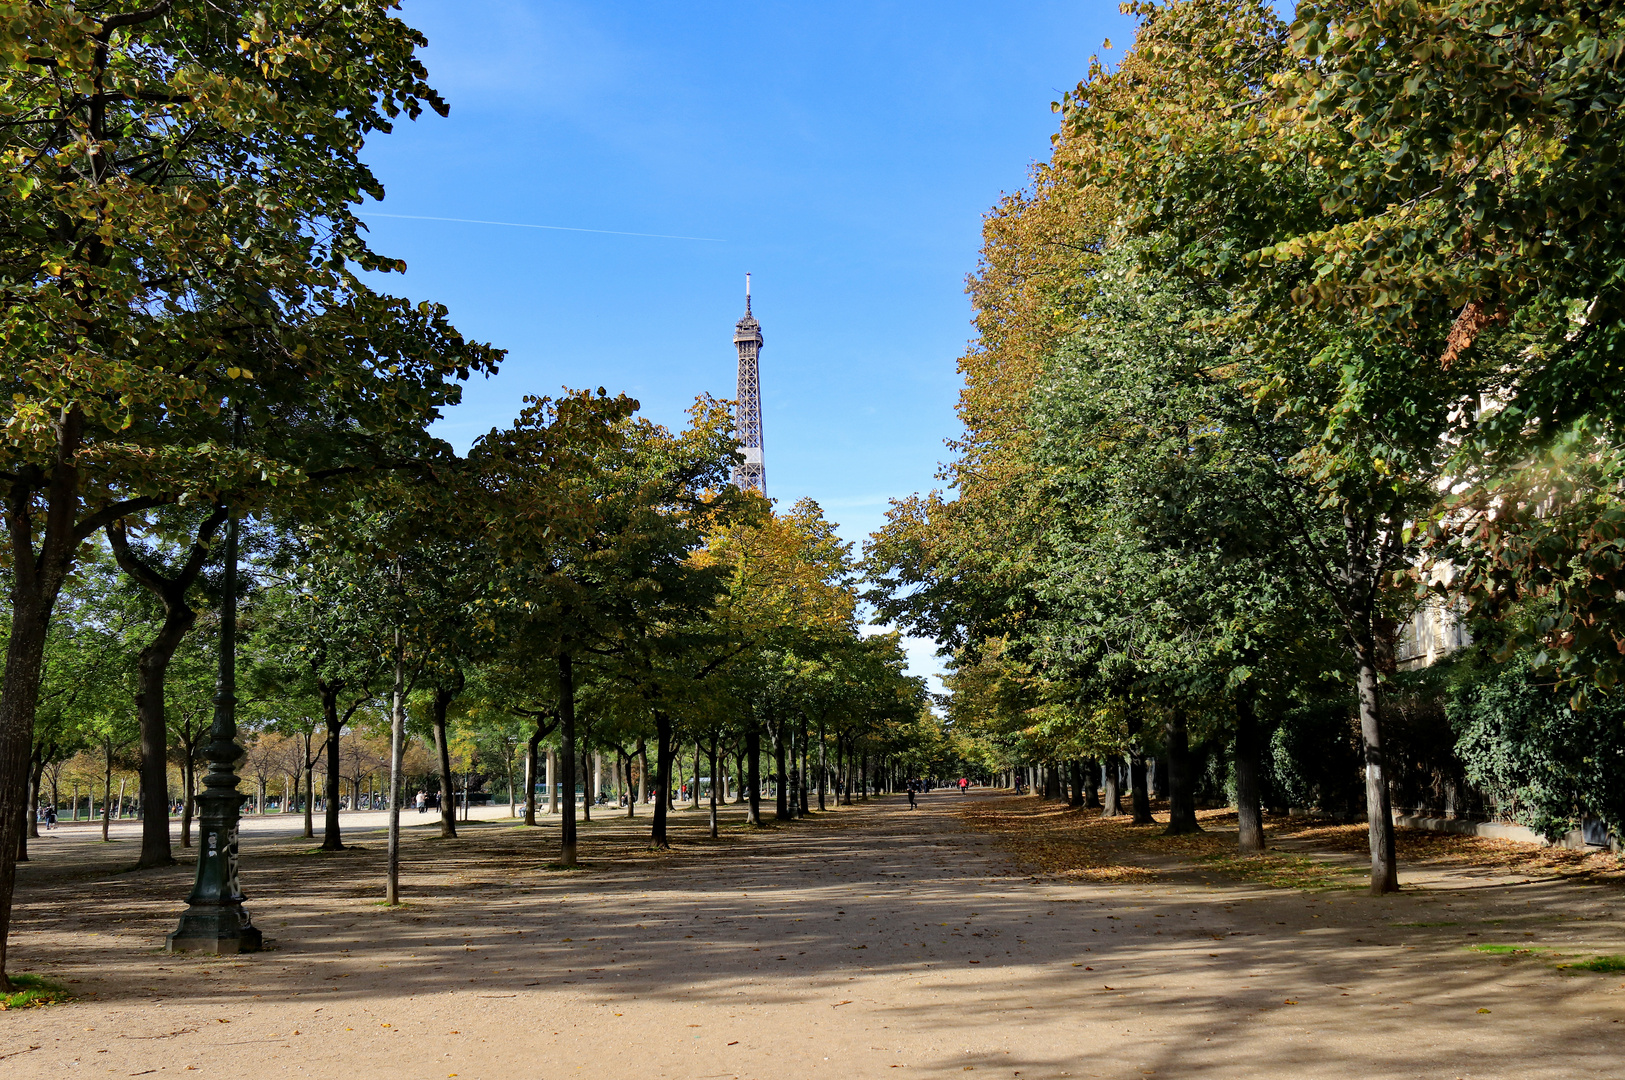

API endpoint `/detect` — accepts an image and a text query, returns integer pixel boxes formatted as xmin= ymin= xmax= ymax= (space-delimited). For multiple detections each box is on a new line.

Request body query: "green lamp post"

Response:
xmin=166 ymin=494 xmax=263 ymax=954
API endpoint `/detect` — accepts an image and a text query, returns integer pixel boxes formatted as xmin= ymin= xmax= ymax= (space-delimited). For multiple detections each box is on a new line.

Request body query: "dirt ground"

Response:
xmin=2 ymin=789 xmax=1624 ymax=1079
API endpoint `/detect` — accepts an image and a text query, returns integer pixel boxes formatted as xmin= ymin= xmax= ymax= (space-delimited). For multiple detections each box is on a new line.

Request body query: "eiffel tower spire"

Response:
xmin=733 ymin=273 xmax=765 ymax=495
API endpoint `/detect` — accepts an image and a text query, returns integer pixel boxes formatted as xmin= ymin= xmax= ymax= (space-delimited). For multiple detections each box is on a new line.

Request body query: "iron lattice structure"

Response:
xmin=732 ymin=275 xmax=765 ymax=495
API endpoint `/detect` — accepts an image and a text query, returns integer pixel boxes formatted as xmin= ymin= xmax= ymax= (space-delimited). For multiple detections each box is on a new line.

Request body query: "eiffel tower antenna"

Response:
xmin=733 ymin=274 xmax=765 ymax=496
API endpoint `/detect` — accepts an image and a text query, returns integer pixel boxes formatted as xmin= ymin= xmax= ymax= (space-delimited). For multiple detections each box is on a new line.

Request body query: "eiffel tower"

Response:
xmin=732 ymin=273 xmax=766 ymax=495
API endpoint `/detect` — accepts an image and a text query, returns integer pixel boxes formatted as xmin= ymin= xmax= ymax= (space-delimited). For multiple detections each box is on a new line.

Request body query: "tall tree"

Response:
xmin=1055 ymin=0 xmax=1492 ymax=891
xmin=0 ymin=1 xmax=498 ymax=983
xmin=104 ymin=506 xmax=225 ymax=867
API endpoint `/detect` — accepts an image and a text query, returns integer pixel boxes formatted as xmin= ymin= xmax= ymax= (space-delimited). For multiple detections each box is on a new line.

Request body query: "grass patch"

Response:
xmin=1470 ymin=945 xmax=1625 ymax=973
xmin=1566 ymin=954 xmax=1625 ymax=973
xmin=0 ymin=973 xmax=73 ymax=1009
xmin=1200 ymin=851 xmax=1363 ymax=890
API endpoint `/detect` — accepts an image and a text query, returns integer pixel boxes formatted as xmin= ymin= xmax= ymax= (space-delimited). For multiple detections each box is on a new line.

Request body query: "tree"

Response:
xmin=0 ymin=1 xmax=499 ymax=983
xmin=249 ymin=536 xmax=388 ymax=850
xmin=1024 ymin=245 xmax=1347 ymax=846
xmin=163 ymin=617 xmax=223 ymax=848
xmin=104 ymin=506 xmax=225 ymax=867
xmin=707 ymin=498 xmax=860 ymax=828
xmin=1053 ymin=0 xmax=1495 ymax=891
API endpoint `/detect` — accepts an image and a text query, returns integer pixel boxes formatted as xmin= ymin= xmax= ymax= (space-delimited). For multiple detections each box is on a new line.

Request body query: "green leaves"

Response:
xmin=0 ymin=0 xmax=498 ymax=521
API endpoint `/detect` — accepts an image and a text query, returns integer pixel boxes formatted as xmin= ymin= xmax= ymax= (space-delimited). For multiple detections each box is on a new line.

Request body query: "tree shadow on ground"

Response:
xmin=9 ymin=793 xmax=1625 ymax=1079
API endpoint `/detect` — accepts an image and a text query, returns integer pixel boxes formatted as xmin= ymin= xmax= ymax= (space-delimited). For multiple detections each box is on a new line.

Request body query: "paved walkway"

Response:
xmin=4 ymin=790 xmax=1623 ymax=1078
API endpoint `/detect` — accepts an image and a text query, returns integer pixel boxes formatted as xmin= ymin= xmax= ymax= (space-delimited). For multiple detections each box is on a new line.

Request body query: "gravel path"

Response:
xmin=3 ymin=789 xmax=1623 ymax=1078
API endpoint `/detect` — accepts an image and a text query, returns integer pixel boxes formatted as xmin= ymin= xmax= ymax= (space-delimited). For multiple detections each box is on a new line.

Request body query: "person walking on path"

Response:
xmin=44 ymin=804 xmax=56 ymax=830
xmin=959 ymin=777 xmax=968 ymax=794
xmin=907 ymin=781 xmax=918 ymax=810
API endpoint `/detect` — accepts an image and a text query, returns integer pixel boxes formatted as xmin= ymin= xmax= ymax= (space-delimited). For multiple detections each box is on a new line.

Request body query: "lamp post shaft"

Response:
xmin=166 ymin=501 xmax=262 ymax=954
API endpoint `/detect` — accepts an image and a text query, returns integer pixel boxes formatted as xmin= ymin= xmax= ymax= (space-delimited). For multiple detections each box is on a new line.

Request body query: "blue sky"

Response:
xmin=360 ymin=1 xmax=1135 ymax=689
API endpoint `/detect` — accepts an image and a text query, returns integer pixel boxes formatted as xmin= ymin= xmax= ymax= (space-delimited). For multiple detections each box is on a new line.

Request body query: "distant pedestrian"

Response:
xmin=416 ymin=790 xmax=427 ymax=814
xmin=44 ymin=805 xmax=56 ymax=830
xmin=959 ymin=777 xmax=969 ymax=794
xmin=907 ymin=781 xmax=917 ymax=810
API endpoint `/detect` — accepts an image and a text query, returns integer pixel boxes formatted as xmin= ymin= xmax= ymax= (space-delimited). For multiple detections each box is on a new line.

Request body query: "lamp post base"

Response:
xmin=165 ymin=906 xmax=263 ymax=955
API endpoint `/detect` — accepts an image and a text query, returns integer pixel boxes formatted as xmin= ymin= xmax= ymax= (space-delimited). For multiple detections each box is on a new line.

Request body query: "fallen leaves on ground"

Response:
xmin=953 ymin=797 xmax=1159 ymax=882
xmin=1270 ymin=819 xmax=1625 ymax=884
xmin=953 ymin=797 xmax=1624 ymax=890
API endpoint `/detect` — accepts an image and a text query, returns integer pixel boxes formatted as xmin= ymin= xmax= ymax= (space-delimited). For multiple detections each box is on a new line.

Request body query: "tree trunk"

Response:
xmin=651 ymin=711 xmax=673 ymax=848
xmin=524 ymin=720 xmax=542 ymax=826
xmin=132 ymin=617 xmax=187 ymax=868
xmin=817 ymin=721 xmax=827 ymax=811
xmin=798 ymin=719 xmax=810 ymax=816
xmin=835 ymin=738 xmax=847 ymax=806
xmin=580 ymin=744 xmax=592 ymax=823
xmin=17 ymin=750 xmax=40 ymax=861
xmin=1129 ymin=752 xmax=1153 ymax=824
xmin=558 ymin=653 xmax=578 ymax=866
xmin=1067 ymin=761 xmax=1084 ymax=808
xmin=386 ymin=626 xmax=405 ymax=906
xmin=624 ymin=751 xmax=635 ymax=819
xmin=505 ymin=744 xmax=516 ymax=818
xmin=101 ymin=739 xmax=114 ymax=842
xmin=1164 ymin=708 xmax=1202 ymax=835
xmin=106 ymin=511 xmax=226 ymax=871
xmin=1083 ymin=758 xmax=1100 ymax=809
xmin=636 ymin=738 xmax=648 ymax=807
xmin=547 ymin=748 xmax=558 ymax=816
xmin=708 ymin=735 xmax=719 ymax=839
xmin=302 ymin=736 xmax=315 ymax=839
xmin=1234 ymin=692 xmax=1266 ymax=853
xmin=0 ymin=584 xmax=54 ymax=974
xmin=181 ymin=757 xmax=196 ymax=847
xmin=1355 ymin=635 xmax=1399 ymax=893
xmin=322 ymin=691 xmax=346 ymax=851
xmin=746 ymin=726 xmax=761 ymax=825
xmin=773 ymin=724 xmax=789 ymax=821
xmin=684 ymin=744 xmax=692 ymax=807
xmin=25 ymin=750 xmax=43 ymax=841
xmin=1101 ymin=756 xmax=1123 ymax=817
xmin=431 ymin=690 xmax=457 ymax=840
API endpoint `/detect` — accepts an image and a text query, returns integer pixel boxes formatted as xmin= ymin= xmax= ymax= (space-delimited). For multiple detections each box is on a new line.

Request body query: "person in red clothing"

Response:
xmin=959 ymin=777 xmax=969 ymax=794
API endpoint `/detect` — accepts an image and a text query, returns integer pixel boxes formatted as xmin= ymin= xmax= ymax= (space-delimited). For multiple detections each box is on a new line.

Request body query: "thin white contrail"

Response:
xmin=362 ymin=211 xmax=725 ymax=243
